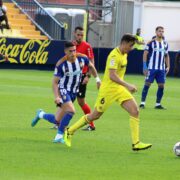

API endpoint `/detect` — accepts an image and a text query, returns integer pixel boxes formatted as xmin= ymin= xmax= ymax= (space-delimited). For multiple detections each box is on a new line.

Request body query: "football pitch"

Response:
xmin=0 ymin=69 xmax=180 ymax=180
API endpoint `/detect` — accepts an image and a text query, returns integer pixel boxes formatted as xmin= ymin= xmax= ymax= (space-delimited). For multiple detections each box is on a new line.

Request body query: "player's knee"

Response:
xmin=145 ymin=82 xmax=151 ymax=87
xmin=130 ymin=108 xmax=139 ymax=117
xmin=158 ymin=84 xmax=164 ymax=88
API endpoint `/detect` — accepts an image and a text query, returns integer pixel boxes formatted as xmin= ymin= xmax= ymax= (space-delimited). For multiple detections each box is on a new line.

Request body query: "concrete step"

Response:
xmin=10 ymin=24 xmax=36 ymax=30
xmin=20 ymin=30 xmax=41 ymax=36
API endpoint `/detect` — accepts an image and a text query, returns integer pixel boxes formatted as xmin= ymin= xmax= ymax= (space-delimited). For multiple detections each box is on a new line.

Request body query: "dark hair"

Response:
xmin=121 ymin=34 xmax=136 ymax=43
xmin=156 ymin=26 xmax=164 ymax=31
xmin=75 ymin=26 xmax=84 ymax=32
xmin=64 ymin=41 xmax=75 ymax=49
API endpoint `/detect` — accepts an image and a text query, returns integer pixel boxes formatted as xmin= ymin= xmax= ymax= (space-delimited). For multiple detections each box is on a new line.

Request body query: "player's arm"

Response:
xmin=88 ymin=61 xmax=101 ymax=89
xmin=85 ymin=44 xmax=95 ymax=78
xmin=142 ymin=50 xmax=149 ymax=76
xmin=165 ymin=53 xmax=170 ymax=75
xmin=52 ymin=76 xmax=62 ymax=105
xmin=87 ymin=44 xmax=94 ymax=64
xmin=109 ymin=69 xmax=137 ymax=93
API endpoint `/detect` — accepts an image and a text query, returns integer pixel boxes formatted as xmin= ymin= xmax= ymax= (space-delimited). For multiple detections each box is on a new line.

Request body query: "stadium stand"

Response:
xmin=1 ymin=2 xmax=48 ymax=40
xmin=38 ymin=0 xmax=85 ymax=5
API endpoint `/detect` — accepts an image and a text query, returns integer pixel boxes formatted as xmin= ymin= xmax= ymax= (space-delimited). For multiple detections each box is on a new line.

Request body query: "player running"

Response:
xmin=63 ymin=34 xmax=152 ymax=151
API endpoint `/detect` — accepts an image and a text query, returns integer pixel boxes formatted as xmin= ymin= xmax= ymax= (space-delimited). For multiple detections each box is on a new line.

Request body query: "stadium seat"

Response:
xmin=3 ymin=2 xmax=48 ymax=40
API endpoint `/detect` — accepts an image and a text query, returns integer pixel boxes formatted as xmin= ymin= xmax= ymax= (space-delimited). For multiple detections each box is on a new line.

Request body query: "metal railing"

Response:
xmin=11 ymin=0 xmax=65 ymax=40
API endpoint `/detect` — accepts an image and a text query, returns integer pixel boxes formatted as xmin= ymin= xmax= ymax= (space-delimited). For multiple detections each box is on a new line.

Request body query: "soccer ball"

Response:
xmin=173 ymin=142 xmax=180 ymax=156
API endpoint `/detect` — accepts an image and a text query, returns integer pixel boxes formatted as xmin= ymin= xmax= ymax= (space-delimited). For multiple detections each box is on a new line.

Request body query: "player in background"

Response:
xmin=63 ymin=34 xmax=152 ymax=151
xmin=134 ymin=28 xmax=145 ymax=50
xmin=139 ymin=26 xmax=170 ymax=109
xmin=31 ymin=41 xmax=101 ymax=143
xmin=0 ymin=0 xmax=10 ymax=32
xmin=73 ymin=26 xmax=96 ymax=131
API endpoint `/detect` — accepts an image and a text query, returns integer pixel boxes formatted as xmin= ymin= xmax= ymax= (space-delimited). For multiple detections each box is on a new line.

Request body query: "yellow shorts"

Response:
xmin=94 ymin=86 xmax=134 ymax=112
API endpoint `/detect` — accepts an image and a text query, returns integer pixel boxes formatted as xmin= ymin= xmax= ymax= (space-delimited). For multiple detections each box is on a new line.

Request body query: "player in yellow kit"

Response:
xmin=64 ymin=34 xmax=152 ymax=151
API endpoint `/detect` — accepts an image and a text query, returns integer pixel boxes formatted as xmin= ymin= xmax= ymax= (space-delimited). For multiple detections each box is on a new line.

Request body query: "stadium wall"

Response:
xmin=0 ymin=37 xmax=178 ymax=77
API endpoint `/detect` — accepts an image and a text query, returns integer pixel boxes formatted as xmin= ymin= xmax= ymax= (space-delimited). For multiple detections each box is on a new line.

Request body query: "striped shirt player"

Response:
xmin=146 ymin=39 xmax=168 ymax=72
xmin=54 ymin=53 xmax=89 ymax=105
xmin=140 ymin=26 xmax=170 ymax=109
xmin=31 ymin=41 xmax=100 ymax=144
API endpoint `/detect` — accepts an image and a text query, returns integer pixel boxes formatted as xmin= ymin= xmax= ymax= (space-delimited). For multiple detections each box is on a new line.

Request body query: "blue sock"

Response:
xmin=58 ymin=112 xmax=74 ymax=133
xmin=43 ymin=114 xmax=57 ymax=124
xmin=141 ymin=85 xmax=150 ymax=102
xmin=156 ymin=87 xmax=164 ymax=103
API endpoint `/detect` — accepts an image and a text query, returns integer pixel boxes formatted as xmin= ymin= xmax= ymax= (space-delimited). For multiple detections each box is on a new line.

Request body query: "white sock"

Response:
xmin=39 ymin=111 xmax=45 ymax=118
xmin=54 ymin=133 xmax=63 ymax=140
xmin=156 ymin=103 xmax=161 ymax=106
xmin=141 ymin=102 xmax=145 ymax=105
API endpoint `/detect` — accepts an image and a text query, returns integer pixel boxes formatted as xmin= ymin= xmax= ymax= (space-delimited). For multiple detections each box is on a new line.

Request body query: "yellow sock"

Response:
xmin=68 ymin=115 xmax=89 ymax=134
xmin=130 ymin=116 xmax=139 ymax=144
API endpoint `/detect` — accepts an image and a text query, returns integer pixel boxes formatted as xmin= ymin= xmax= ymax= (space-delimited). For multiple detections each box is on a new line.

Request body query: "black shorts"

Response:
xmin=77 ymin=74 xmax=87 ymax=98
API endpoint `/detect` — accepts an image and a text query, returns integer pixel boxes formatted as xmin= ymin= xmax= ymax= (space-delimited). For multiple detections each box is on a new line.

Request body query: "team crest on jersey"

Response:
xmin=79 ymin=60 xmax=85 ymax=69
xmin=63 ymin=95 xmax=66 ymax=100
xmin=80 ymin=59 xmax=85 ymax=68
xmin=110 ymin=59 xmax=115 ymax=66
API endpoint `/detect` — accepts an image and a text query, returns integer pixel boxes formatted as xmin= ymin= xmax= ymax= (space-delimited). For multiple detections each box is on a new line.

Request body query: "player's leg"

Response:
xmin=31 ymin=107 xmax=64 ymax=127
xmin=122 ymin=98 xmax=152 ymax=151
xmin=77 ymin=97 xmax=96 ymax=131
xmin=50 ymin=106 xmax=66 ymax=129
xmin=64 ymin=108 xmax=103 ymax=147
xmin=77 ymin=78 xmax=95 ymax=131
xmin=140 ymin=70 xmax=154 ymax=108
xmin=53 ymin=101 xmax=75 ymax=143
xmin=64 ymin=90 xmax=113 ymax=147
xmin=155 ymin=70 xmax=166 ymax=109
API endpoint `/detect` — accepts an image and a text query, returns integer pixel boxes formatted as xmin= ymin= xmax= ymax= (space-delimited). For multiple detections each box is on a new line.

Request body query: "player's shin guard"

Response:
xmin=130 ymin=116 xmax=139 ymax=145
xmin=43 ymin=114 xmax=57 ymax=124
xmin=58 ymin=112 xmax=74 ymax=133
xmin=156 ymin=87 xmax=164 ymax=103
xmin=82 ymin=103 xmax=95 ymax=128
xmin=141 ymin=85 xmax=150 ymax=102
xmin=68 ymin=115 xmax=89 ymax=134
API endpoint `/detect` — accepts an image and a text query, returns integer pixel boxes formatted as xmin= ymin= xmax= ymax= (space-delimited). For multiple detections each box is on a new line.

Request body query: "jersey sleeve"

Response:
xmin=54 ymin=65 xmax=63 ymax=77
xmin=164 ymin=41 xmax=169 ymax=55
xmin=107 ymin=54 xmax=119 ymax=70
xmin=84 ymin=56 xmax=90 ymax=66
xmin=86 ymin=44 xmax=94 ymax=60
xmin=145 ymin=42 xmax=151 ymax=51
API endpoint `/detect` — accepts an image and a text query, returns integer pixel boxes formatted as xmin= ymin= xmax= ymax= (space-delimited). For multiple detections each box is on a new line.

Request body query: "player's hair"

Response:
xmin=121 ymin=34 xmax=136 ymax=43
xmin=156 ymin=26 xmax=164 ymax=31
xmin=64 ymin=41 xmax=75 ymax=49
xmin=75 ymin=26 xmax=84 ymax=32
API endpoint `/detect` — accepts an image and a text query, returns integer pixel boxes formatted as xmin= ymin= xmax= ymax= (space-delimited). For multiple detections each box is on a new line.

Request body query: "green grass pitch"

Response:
xmin=0 ymin=69 xmax=180 ymax=180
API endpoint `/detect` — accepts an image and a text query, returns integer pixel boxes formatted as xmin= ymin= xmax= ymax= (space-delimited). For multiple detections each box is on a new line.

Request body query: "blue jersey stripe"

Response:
xmin=63 ymin=61 xmax=69 ymax=90
xmin=70 ymin=62 xmax=77 ymax=92
xmin=158 ymin=42 xmax=162 ymax=69
xmin=152 ymin=41 xmax=156 ymax=69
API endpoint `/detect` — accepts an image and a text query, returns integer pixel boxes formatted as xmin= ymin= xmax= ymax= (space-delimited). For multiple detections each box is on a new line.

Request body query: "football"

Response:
xmin=173 ymin=142 xmax=180 ymax=156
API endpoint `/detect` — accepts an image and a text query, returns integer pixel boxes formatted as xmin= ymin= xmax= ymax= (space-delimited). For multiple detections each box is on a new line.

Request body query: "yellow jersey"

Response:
xmin=134 ymin=35 xmax=144 ymax=50
xmin=101 ymin=47 xmax=127 ymax=89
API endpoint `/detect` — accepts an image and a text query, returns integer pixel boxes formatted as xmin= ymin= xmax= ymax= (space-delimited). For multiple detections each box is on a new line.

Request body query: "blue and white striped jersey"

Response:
xmin=145 ymin=40 xmax=169 ymax=70
xmin=54 ymin=54 xmax=89 ymax=93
